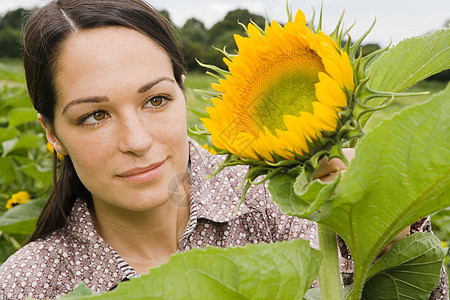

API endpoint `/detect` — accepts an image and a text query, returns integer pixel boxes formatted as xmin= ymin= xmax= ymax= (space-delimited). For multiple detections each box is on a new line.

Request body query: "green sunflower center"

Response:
xmin=237 ymin=48 xmax=325 ymax=137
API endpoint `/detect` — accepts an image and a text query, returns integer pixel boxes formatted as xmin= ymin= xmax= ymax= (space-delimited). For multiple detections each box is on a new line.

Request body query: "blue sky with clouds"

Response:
xmin=1 ymin=0 xmax=448 ymax=47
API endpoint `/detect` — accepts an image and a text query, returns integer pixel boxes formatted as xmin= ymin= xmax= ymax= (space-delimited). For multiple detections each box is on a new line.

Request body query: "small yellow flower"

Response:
xmin=201 ymin=9 xmax=353 ymax=162
xmin=200 ymin=143 xmax=217 ymax=155
xmin=5 ymin=191 xmax=31 ymax=210
xmin=442 ymin=241 xmax=448 ymax=248
xmin=47 ymin=142 xmax=64 ymax=159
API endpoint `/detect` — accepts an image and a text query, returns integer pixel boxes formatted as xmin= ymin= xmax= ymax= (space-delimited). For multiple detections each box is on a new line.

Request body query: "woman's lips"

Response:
xmin=117 ymin=160 xmax=165 ymax=184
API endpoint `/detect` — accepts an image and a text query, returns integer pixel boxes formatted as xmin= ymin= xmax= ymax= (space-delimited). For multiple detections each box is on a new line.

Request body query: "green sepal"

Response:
xmin=248 ymin=20 xmax=267 ymax=36
xmin=348 ymin=19 xmax=377 ymax=63
xmin=329 ymin=10 xmax=345 ymax=45
xmin=193 ymin=88 xmax=222 ymax=99
xmin=292 ymin=165 xmax=309 ymax=195
xmin=211 ymin=46 xmax=235 ymax=61
xmin=267 ymin=167 xmax=340 ymax=220
xmin=195 ymin=59 xmax=230 ymax=79
xmin=328 ymin=143 xmax=345 ymax=161
xmin=188 ymin=125 xmax=210 ymax=136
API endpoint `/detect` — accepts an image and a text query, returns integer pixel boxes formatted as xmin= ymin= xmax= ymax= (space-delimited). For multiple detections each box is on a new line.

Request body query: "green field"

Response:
xmin=184 ymin=72 xmax=216 ymax=128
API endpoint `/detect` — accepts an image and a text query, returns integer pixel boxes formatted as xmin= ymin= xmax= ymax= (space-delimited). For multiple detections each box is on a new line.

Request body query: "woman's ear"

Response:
xmin=37 ymin=113 xmax=68 ymax=156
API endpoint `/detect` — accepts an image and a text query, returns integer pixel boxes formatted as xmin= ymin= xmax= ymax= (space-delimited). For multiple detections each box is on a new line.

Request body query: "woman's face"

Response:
xmin=46 ymin=26 xmax=189 ymax=212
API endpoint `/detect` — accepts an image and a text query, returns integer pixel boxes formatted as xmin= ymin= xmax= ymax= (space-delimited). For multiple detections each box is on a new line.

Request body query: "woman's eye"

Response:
xmin=93 ymin=111 xmax=106 ymax=121
xmin=147 ymin=96 xmax=164 ymax=107
xmin=144 ymin=95 xmax=171 ymax=109
xmin=78 ymin=110 xmax=109 ymax=126
xmin=151 ymin=97 xmax=163 ymax=106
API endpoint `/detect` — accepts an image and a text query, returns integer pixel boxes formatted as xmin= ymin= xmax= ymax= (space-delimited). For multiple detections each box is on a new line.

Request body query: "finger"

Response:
xmin=313 ymin=156 xmax=346 ymax=180
xmin=319 ymin=169 xmax=345 ymax=183
xmin=342 ymin=148 xmax=355 ymax=163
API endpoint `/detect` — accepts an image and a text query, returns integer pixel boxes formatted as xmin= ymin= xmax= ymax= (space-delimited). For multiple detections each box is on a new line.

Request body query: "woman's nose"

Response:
xmin=118 ymin=113 xmax=153 ymax=157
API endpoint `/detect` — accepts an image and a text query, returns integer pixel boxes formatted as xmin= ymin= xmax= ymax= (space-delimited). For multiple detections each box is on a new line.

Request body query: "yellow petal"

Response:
xmin=202 ymin=8 xmax=353 ymax=161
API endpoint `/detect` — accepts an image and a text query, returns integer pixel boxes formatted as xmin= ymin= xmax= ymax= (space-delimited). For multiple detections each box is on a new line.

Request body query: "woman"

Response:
xmin=0 ymin=0 xmax=447 ymax=299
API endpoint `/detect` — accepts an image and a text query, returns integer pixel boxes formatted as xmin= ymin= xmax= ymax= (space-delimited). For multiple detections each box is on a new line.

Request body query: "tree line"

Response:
xmin=2 ymin=7 xmax=265 ymax=72
xmin=0 ymin=7 xmax=448 ymax=81
xmin=0 ymin=8 xmax=26 ymax=58
xmin=0 ymin=7 xmax=370 ymax=71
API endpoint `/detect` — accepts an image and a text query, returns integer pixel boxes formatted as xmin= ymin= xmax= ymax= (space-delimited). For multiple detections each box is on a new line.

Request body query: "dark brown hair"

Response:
xmin=25 ymin=0 xmax=185 ymax=242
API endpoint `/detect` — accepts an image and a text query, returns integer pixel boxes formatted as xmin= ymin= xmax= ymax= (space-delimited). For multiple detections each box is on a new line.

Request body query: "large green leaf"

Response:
xmin=303 ymin=287 xmax=322 ymax=300
xmin=64 ymin=284 xmax=98 ymax=297
xmin=361 ymin=29 xmax=449 ymax=129
xmin=308 ymin=233 xmax=445 ymax=300
xmin=60 ymin=239 xmax=321 ymax=299
xmin=362 ymin=233 xmax=445 ymax=299
xmin=0 ymin=85 xmax=31 ymax=109
xmin=368 ymin=29 xmax=449 ymax=93
xmin=0 ymin=239 xmax=16 ymax=265
xmin=0 ymin=127 xmax=19 ymax=143
xmin=320 ymin=85 xmax=450 ymax=297
xmin=0 ymin=157 xmax=17 ymax=186
xmin=0 ymin=198 xmax=46 ymax=234
xmin=8 ymin=107 xmax=38 ymax=127
xmin=2 ymin=135 xmax=44 ymax=157
xmin=20 ymin=164 xmax=53 ymax=185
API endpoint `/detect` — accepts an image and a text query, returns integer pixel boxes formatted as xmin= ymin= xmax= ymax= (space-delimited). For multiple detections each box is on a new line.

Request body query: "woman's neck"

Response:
xmin=91 ymin=180 xmax=190 ymax=274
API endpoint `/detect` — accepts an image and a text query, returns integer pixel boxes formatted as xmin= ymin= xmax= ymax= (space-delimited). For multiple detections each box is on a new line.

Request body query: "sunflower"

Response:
xmin=201 ymin=10 xmax=354 ymax=162
xmin=197 ymin=5 xmax=409 ymax=215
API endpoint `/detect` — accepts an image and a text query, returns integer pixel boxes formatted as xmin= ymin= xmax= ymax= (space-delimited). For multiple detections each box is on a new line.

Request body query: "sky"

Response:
xmin=1 ymin=0 xmax=449 ymax=47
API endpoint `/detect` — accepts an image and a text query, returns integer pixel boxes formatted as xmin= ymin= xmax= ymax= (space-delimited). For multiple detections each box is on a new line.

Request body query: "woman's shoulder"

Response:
xmin=188 ymin=138 xmax=228 ymax=174
xmin=0 ymin=230 xmax=75 ymax=299
xmin=0 ymin=231 xmax=69 ymax=272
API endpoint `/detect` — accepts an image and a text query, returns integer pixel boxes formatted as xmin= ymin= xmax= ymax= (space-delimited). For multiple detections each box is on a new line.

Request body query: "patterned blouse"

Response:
xmin=0 ymin=140 xmax=447 ymax=299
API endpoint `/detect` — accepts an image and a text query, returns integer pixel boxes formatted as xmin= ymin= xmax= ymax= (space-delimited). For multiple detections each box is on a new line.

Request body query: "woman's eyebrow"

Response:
xmin=62 ymin=96 xmax=109 ymax=115
xmin=61 ymin=77 xmax=175 ymax=115
xmin=138 ymin=76 xmax=175 ymax=94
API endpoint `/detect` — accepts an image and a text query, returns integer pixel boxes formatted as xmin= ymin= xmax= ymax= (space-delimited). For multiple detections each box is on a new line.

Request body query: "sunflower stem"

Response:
xmin=349 ymin=270 xmax=367 ymax=300
xmin=317 ymin=223 xmax=342 ymax=300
